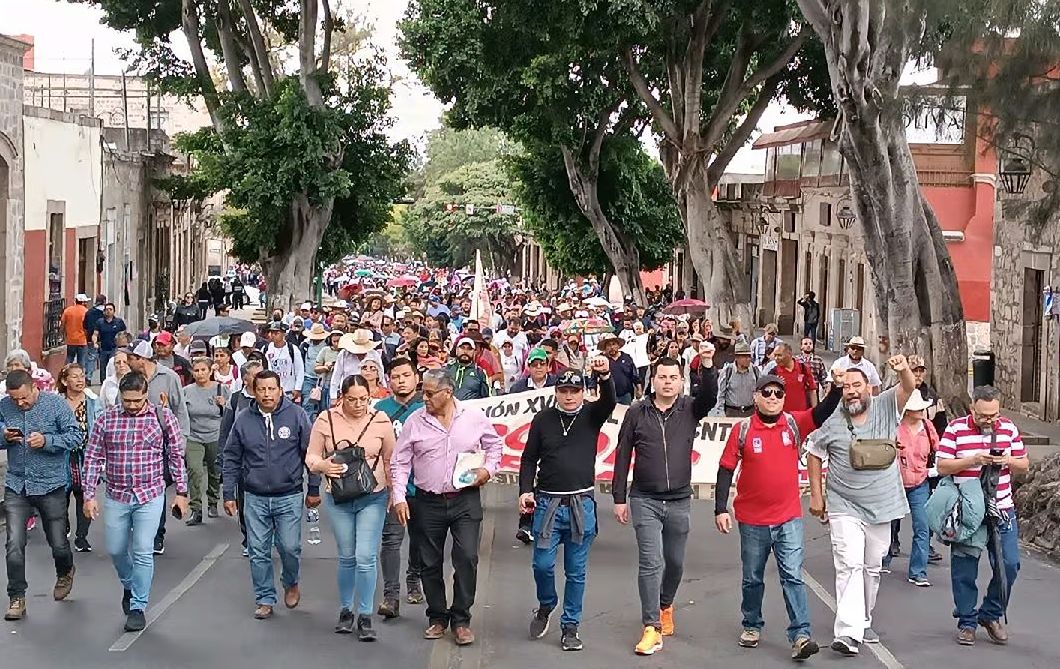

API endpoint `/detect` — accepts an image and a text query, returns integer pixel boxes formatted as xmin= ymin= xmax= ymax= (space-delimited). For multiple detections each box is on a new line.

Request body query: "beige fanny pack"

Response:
xmin=845 ymin=413 xmax=897 ymax=471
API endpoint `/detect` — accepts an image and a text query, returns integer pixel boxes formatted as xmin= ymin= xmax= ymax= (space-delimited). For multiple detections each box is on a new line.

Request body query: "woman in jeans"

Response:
xmin=57 ymin=363 xmax=101 ymax=552
xmin=183 ymin=358 xmax=230 ymax=525
xmin=306 ymin=375 xmax=395 ymax=641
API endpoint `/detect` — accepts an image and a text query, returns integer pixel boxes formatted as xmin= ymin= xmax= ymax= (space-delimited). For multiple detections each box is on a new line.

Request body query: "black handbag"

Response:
xmin=324 ymin=409 xmax=380 ymax=503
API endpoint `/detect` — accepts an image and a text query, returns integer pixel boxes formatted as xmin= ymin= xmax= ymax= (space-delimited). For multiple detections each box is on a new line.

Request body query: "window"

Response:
xmin=775 ymin=144 xmax=802 ymax=180
xmin=784 ymin=210 xmax=796 ymax=233
xmin=47 ymin=212 xmax=64 ymax=298
xmin=765 ymin=148 xmax=777 ymax=182
xmin=821 ymin=140 xmax=842 ymax=176
xmin=802 ymin=140 xmax=822 ymax=177
xmin=819 ymin=202 xmax=832 ymax=227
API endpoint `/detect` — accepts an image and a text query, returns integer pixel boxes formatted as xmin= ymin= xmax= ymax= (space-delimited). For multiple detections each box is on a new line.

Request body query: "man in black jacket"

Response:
xmin=219 ymin=360 xmax=263 ymax=556
xmin=520 ymin=358 xmax=615 ymax=652
xmin=612 ymin=350 xmax=718 ymax=656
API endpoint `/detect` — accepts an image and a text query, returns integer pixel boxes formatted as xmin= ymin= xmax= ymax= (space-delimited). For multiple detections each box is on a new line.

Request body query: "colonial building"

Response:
xmin=0 ymin=34 xmax=29 ymax=356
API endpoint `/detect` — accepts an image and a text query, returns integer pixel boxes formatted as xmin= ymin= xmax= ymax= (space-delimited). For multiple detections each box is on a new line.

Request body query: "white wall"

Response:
xmin=23 ymin=112 xmax=101 ymax=231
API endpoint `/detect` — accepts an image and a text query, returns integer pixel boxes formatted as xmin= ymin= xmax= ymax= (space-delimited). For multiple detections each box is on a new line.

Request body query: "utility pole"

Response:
xmin=121 ymin=71 xmax=130 ymax=151
xmin=89 ymin=38 xmax=95 ymax=117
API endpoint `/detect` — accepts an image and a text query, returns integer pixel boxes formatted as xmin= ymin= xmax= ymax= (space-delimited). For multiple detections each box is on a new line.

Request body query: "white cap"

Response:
xmin=75 ymin=293 xmax=91 ymax=303
xmin=300 ymin=302 xmax=312 ymax=310
xmin=130 ymin=340 xmax=153 ymax=359
xmin=239 ymin=332 xmax=257 ymax=348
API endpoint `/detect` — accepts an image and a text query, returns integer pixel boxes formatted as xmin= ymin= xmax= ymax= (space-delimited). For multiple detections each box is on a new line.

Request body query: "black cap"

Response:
xmin=268 ymin=322 xmax=286 ymax=332
xmin=755 ymin=374 xmax=785 ymax=391
xmin=556 ymin=370 xmax=584 ymax=389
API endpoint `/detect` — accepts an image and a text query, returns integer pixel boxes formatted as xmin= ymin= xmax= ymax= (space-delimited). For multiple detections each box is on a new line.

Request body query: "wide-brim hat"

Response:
xmin=734 ymin=342 xmax=752 ymax=355
xmin=305 ymin=323 xmax=330 ymax=341
xmin=903 ymin=388 xmax=933 ymax=412
xmin=339 ymin=329 xmax=380 ymax=354
xmin=846 ymin=335 xmax=867 ymax=348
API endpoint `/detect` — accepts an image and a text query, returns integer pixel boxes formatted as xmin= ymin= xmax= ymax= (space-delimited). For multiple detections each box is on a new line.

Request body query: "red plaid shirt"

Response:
xmin=82 ymin=403 xmax=188 ymax=504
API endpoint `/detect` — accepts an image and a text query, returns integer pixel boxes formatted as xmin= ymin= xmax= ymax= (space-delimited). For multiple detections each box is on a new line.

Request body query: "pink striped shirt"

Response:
xmin=937 ymin=415 xmax=1026 ymax=510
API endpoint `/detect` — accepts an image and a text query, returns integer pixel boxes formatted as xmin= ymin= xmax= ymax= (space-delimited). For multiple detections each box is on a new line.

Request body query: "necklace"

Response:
xmin=559 ymin=409 xmax=582 ymax=437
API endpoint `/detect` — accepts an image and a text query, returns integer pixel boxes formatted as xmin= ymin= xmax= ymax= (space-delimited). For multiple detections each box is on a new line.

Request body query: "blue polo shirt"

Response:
xmin=375 ymin=393 xmax=425 ymax=497
xmin=93 ymin=316 xmax=127 ymax=352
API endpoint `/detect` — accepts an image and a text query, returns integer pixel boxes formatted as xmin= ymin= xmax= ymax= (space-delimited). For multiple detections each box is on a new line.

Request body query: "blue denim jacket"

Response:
xmin=0 ymin=392 xmax=85 ymax=495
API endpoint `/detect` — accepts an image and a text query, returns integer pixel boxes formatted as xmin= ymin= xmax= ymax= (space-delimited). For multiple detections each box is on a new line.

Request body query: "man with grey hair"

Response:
xmin=219 ymin=359 xmax=265 ymax=556
xmin=937 ymin=384 xmax=1029 ymax=647
xmin=390 ymin=368 xmax=504 ymax=647
xmin=806 ymin=356 xmax=916 ymax=656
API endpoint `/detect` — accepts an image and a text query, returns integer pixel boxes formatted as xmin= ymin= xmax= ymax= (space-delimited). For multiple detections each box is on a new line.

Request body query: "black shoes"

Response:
xmin=357 ymin=615 xmax=377 ymax=642
xmin=185 ymin=512 xmax=203 ymax=527
xmin=73 ymin=537 xmax=92 ymax=552
xmin=124 ymin=609 xmax=146 ymax=632
xmin=153 ymin=538 xmax=165 ymax=555
xmin=335 ymin=608 xmax=355 ymax=634
xmin=516 ymin=528 xmax=533 ymax=545
xmin=377 ymin=598 xmax=400 ymax=619
xmin=561 ymin=624 xmax=583 ymax=651
xmin=529 ymin=606 xmax=553 ymax=639
xmin=122 ymin=589 xmax=132 ymax=615
xmin=207 ymin=506 xmax=219 ymax=519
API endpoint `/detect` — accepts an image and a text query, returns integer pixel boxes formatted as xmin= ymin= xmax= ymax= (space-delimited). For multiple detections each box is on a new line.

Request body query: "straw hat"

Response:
xmin=903 ymin=388 xmax=933 ymax=413
xmin=339 ymin=329 xmax=380 ymax=354
xmin=305 ymin=323 xmax=330 ymax=341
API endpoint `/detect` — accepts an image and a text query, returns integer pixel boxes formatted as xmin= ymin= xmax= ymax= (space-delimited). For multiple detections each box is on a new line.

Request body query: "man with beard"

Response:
xmin=152 ymin=331 xmax=193 ymax=386
xmin=375 ymin=358 xmax=426 ymax=618
xmin=520 ymin=359 xmax=614 ymax=651
xmin=447 ymin=337 xmax=491 ymax=400
xmin=834 ymin=336 xmax=882 ymax=395
xmin=713 ymin=370 xmax=843 ymax=660
xmin=806 ymin=355 xmax=915 ymax=656
xmin=611 ymin=351 xmax=718 ymax=656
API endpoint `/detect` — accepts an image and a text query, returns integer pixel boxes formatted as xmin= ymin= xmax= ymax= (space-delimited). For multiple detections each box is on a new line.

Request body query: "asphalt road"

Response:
xmin=4 ymin=485 xmax=1060 ymax=669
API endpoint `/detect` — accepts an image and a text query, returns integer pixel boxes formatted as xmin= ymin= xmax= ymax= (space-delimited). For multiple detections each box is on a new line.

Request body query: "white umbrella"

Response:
xmin=585 ymin=296 xmax=611 ymax=308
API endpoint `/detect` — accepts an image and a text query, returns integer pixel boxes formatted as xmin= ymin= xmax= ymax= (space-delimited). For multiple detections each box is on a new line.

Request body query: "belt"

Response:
xmin=725 ymin=404 xmax=753 ymax=411
xmin=415 ymin=486 xmax=475 ymax=500
xmin=536 ymin=491 xmax=594 ymax=546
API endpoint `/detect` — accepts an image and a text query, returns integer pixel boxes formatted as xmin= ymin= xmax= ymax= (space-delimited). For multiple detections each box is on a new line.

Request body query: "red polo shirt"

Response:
xmin=718 ymin=409 xmax=816 ymax=526
xmin=772 ymin=360 xmax=817 ymax=412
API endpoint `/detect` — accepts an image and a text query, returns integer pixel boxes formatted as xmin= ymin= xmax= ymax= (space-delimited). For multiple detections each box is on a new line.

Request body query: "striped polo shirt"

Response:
xmin=937 ymin=415 xmax=1026 ymax=510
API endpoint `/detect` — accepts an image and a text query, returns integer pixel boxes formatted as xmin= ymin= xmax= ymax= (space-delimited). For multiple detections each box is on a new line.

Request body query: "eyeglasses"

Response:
xmin=758 ymin=388 xmax=786 ymax=399
xmin=343 ymin=396 xmax=370 ymax=405
xmin=422 ymin=388 xmax=451 ymax=399
xmin=529 ymin=360 xmax=547 ymax=367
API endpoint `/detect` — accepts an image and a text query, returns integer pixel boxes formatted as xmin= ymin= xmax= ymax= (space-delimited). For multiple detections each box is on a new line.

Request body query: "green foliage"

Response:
xmin=510 ymin=137 xmax=683 ymax=276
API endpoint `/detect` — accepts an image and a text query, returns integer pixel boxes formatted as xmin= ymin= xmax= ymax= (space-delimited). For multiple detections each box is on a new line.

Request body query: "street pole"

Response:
xmin=89 ymin=38 xmax=95 ymax=118
xmin=314 ymin=262 xmax=323 ymax=307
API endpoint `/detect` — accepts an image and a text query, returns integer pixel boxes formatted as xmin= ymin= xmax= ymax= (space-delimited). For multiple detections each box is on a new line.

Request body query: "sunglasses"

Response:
xmin=758 ymin=388 xmax=786 ymax=399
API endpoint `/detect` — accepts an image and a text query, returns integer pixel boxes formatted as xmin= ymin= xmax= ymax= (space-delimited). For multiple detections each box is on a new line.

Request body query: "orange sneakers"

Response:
xmin=635 ymin=626 xmax=664 ymax=655
xmin=660 ymin=605 xmax=675 ymax=636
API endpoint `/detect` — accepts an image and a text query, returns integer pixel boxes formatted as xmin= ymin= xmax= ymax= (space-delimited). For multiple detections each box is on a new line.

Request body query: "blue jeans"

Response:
xmin=803 ymin=321 xmax=818 ymax=340
xmin=104 ymin=493 xmax=166 ymax=612
xmin=616 ymin=393 xmax=633 ymax=405
xmin=84 ymin=344 xmax=98 ymax=382
xmin=301 ymin=378 xmax=329 ymax=424
xmin=885 ymin=482 xmax=930 ymax=579
xmin=951 ymin=515 xmax=1020 ymax=630
xmin=324 ymin=490 xmax=388 ymax=614
xmin=738 ymin=518 xmax=811 ymax=643
xmin=66 ymin=344 xmax=88 ymax=367
xmin=531 ymin=495 xmax=597 ymax=627
xmin=243 ymin=491 xmax=304 ymax=606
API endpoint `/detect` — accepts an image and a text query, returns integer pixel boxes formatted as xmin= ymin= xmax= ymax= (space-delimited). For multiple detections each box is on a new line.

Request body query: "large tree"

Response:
xmin=83 ymin=0 xmax=409 ymax=310
xmin=790 ymin=0 xmax=977 ymax=411
xmin=402 ymin=0 xmax=667 ymax=303
xmin=510 ymin=136 xmax=684 ymax=281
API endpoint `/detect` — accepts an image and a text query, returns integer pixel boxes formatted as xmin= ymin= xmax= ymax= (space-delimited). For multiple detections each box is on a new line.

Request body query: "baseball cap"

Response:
xmin=908 ymin=354 xmax=926 ymax=369
xmin=300 ymin=302 xmax=312 ymax=310
xmin=154 ymin=331 xmax=174 ymax=346
xmin=189 ymin=340 xmax=209 ymax=355
xmin=268 ymin=322 xmax=286 ymax=332
xmin=755 ymin=374 xmax=785 ymax=391
xmin=75 ymin=293 xmax=91 ymax=303
xmin=527 ymin=348 xmax=548 ymax=364
xmin=239 ymin=332 xmax=257 ymax=347
xmin=129 ymin=340 xmax=154 ymax=359
xmin=456 ymin=337 xmax=475 ymax=348
xmin=555 ymin=370 xmax=584 ymax=389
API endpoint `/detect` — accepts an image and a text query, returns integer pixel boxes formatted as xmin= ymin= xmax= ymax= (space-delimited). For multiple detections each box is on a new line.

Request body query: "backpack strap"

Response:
xmin=784 ymin=412 xmax=801 ymax=447
xmin=736 ymin=418 xmax=751 ymax=457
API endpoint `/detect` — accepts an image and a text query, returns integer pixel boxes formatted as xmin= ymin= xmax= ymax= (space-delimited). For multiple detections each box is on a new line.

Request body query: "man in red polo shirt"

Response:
xmin=763 ymin=342 xmax=817 ymax=411
xmin=713 ymin=371 xmax=842 ymax=661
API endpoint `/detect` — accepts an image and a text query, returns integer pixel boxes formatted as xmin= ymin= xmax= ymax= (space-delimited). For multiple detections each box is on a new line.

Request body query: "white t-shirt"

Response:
xmin=265 ymin=342 xmax=304 ymax=393
xmin=492 ymin=329 xmax=530 ymax=362
xmin=835 ymin=355 xmax=883 ymax=387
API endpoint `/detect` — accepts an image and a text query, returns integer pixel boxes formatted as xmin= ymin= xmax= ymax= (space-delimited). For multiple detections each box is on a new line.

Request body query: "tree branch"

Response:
xmin=794 ymin=0 xmax=830 ymax=37
xmin=320 ymin=0 xmax=334 ymax=75
xmin=299 ymin=0 xmax=324 ymax=107
xmin=698 ymin=22 xmax=753 ymax=150
xmin=181 ymin=0 xmax=224 ymax=131
xmin=744 ymin=29 xmax=808 ymax=90
xmin=215 ymin=0 xmax=248 ymax=95
xmin=236 ymin=0 xmax=275 ymax=96
xmin=683 ymin=0 xmax=733 ymax=141
xmin=623 ymin=48 xmax=681 ymax=145
xmin=706 ymin=76 xmax=779 ymax=187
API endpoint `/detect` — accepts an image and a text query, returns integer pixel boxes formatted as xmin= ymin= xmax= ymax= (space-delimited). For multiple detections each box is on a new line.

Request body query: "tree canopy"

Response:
xmin=81 ymin=0 xmax=410 ymax=308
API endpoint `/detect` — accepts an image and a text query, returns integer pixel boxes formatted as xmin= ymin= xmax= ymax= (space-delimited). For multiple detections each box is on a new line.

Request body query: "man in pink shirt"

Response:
xmin=390 ymin=368 xmax=503 ymax=647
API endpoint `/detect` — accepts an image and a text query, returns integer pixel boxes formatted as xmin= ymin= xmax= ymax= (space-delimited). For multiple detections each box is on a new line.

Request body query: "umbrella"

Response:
xmin=181 ymin=316 xmax=257 ymax=338
xmin=662 ymin=298 xmax=710 ymax=316
xmin=354 ymin=268 xmax=373 ymax=277
xmin=584 ymin=296 xmax=611 ymax=308
xmin=386 ymin=276 xmax=419 ymax=288
xmin=563 ymin=317 xmax=613 ymax=335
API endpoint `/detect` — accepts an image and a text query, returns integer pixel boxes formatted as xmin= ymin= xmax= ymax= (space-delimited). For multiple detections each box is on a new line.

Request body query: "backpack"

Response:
xmin=723 ymin=363 xmax=760 ymax=387
xmin=736 ymin=413 xmax=801 ymax=457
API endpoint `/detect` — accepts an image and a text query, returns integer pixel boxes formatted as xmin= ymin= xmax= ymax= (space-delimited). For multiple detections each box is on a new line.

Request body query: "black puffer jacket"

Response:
xmin=612 ymin=367 xmax=718 ymax=503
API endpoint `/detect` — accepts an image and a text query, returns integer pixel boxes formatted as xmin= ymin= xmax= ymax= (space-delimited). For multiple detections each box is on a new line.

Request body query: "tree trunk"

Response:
xmin=683 ymin=164 xmax=753 ymax=330
xmin=560 ymin=146 xmax=647 ymax=305
xmin=262 ymin=195 xmax=333 ymax=313
xmin=795 ymin=0 xmax=970 ymax=414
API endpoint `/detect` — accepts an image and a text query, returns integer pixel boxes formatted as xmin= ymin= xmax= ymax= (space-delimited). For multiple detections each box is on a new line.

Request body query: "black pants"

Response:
xmin=381 ymin=497 xmax=424 ymax=600
xmin=4 ymin=486 xmax=74 ymax=597
xmin=415 ymin=487 xmax=482 ymax=628
xmin=232 ymin=292 xmax=244 ymax=309
xmin=65 ymin=485 xmax=91 ymax=542
xmin=518 ymin=511 xmax=533 ymax=532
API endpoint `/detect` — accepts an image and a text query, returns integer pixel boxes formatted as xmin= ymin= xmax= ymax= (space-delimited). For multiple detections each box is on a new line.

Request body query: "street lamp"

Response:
xmin=999 ymin=134 xmax=1034 ymax=195
xmin=836 ymin=204 xmax=856 ymax=228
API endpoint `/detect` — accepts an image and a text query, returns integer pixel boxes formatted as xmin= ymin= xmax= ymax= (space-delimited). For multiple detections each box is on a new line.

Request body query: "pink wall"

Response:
xmin=922 ymin=182 xmax=993 ymax=322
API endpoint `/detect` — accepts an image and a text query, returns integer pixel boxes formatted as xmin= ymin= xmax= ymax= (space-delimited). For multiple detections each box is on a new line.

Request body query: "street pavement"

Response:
xmin=4 ymin=485 xmax=1060 ymax=668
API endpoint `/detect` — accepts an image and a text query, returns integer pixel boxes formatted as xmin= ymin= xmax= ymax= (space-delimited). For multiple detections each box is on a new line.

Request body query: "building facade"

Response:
xmin=0 ymin=35 xmax=30 ymax=356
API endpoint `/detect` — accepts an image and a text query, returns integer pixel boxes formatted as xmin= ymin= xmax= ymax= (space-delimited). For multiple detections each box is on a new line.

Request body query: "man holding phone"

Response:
xmin=1 ymin=370 xmax=84 ymax=621
xmin=519 ymin=360 xmax=615 ymax=651
xmin=81 ymin=371 xmax=189 ymax=633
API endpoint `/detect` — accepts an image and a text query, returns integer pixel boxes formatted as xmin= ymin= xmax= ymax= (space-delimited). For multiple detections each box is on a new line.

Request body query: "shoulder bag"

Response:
xmin=323 ymin=409 xmax=381 ymax=503
xmin=844 ymin=410 xmax=897 ymax=471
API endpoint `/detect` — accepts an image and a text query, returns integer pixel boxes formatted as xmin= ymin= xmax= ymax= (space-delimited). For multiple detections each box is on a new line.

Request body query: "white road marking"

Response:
xmin=802 ymin=568 xmax=905 ymax=669
xmin=109 ymin=542 xmax=229 ymax=652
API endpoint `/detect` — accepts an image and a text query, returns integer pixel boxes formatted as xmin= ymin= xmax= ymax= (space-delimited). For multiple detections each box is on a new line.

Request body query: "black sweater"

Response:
xmin=611 ymin=366 xmax=719 ymax=503
xmin=519 ymin=377 xmax=617 ymax=495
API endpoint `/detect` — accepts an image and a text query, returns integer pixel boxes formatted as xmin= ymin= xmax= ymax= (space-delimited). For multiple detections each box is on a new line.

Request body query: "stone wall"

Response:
xmin=1015 ymin=453 xmax=1060 ymax=560
xmin=0 ymin=35 xmax=28 ymax=355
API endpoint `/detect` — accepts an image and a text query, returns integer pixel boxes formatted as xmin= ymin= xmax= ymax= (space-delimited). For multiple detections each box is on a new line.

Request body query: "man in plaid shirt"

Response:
xmin=796 ymin=337 xmax=828 ymax=399
xmin=82 ymin=371 xmax=189 ymax=633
